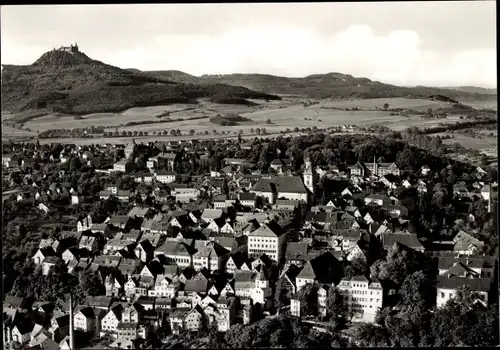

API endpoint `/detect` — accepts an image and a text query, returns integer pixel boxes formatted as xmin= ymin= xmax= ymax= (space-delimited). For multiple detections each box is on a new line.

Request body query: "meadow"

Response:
xmin=4 ymin=97 xmax=496 ymax=145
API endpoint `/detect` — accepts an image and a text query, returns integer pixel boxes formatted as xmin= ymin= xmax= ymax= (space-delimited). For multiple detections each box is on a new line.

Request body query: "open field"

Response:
xmin=318 ymin=97 xmax=456 ymax=112
xmin=3 ymin=97 xmax=494 ymax=142
xmin=440 ymin=133 xmax=498 ymax=150
xmin=466 ymin=100 xmax=498 ymax=110
xmin=1 ymin=125 xmax=37 ymax=138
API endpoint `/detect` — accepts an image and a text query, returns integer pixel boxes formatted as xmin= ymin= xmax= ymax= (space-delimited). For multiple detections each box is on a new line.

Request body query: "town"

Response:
xmin=2 ymin=129 xmax=498 ymax=349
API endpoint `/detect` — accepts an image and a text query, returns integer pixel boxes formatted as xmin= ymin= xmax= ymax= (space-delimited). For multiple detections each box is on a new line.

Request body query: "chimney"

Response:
xmin=69 ymin=293 xmax=75 ymax=350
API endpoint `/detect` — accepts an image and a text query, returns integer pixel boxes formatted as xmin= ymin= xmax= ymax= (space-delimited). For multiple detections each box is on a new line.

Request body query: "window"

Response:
xmin=441 ymin=292 xmax=445 ymax=298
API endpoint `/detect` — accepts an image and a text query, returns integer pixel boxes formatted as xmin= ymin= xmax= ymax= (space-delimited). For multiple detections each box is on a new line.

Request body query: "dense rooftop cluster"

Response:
xmin=2 ymin=131 xmax=498 ymax=349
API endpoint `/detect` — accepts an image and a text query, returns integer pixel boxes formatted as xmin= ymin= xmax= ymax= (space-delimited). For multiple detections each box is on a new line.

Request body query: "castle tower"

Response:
xmin=303 ymin=156 xmax=314 ymax=194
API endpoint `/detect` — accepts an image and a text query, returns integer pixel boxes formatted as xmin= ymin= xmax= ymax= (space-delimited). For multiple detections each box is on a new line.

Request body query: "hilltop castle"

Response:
xmin=56 ymin=42 xmax=79 ymax=54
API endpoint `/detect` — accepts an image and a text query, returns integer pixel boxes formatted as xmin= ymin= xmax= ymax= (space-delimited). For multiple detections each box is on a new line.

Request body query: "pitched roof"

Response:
xmin=296 ymin=261 xmax=316 ymax=279
xmin=436 ymin=275 xmax=491 ymax=292
xmin=250 ymin=178 xmax=273 ymax=193
xmin=285 ymin=242 xmax=309 ymax=258
xmin=239 ymin=192 xmax=256 ymax=201
xmin=248 ymin=222 xmax=285 ymax=237
xmin=382 ymin=232 xmax=424 ymax=250
xmin=272 ymin=176 xmax=308 ymax=194
xmin=184 ymin=279 xmax=208 ymax=293
xmin=201 ymin=209 xmax=223 ymax=219
xmin=156 ymin=242 xmax=196 ymax=256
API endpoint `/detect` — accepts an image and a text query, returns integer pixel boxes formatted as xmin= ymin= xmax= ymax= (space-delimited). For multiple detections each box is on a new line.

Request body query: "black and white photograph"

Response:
xmin=1 ymin=2 xmax=498 ymax=349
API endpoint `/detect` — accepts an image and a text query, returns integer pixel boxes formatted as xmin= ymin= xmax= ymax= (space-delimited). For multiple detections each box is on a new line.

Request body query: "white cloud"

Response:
xmin=1 ymin=23 xmax=496 ymax=87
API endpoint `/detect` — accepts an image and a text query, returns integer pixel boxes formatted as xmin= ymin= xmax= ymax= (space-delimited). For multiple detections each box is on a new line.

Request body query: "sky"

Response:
xmin=1 ymin=2 xmax=496 ymax=87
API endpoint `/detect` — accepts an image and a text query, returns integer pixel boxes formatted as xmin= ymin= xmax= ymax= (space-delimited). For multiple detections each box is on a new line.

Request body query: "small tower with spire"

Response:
xmin=372 ymin=154 xmax=378 ymax=177
xmin=303 ymin=155 xmax=314 ymax=194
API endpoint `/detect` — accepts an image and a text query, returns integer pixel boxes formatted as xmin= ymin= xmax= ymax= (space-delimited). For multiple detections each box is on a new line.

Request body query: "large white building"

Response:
xmin=337 ymin=276 xmax=383 ymax=323
xmin=247 ymin=221 xmax=286 ymax=263
xmin=155 ymin=170 xmax=176 ymax=184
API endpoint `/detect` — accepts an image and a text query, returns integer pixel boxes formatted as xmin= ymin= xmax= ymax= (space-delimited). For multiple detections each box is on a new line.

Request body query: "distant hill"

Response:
xmin=1 ymin=48 xmax=280 ymax=116
xmin=197 ymin=72 xmax=497 ymax=102
xmin=441 ymin=86 xmax=497 ymax=95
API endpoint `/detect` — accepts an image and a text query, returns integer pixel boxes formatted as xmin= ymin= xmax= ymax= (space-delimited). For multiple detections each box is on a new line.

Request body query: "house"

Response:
xmin=127 ymin=207 xmax=153 ymax=219
xmin=49 ymin=314 xmax=69 ymax=342
xmin=250 ymin=179 xmax=275 ymax=205
xmin=185 ymin=279 xmax=209 ymax=296
xmin=238 ymin=192 xmax=257 ymax=208
xmin=436 ymin=275 xmax=490 ymax=308
xmin=182 ymin=305 xmax=206 ymax=332
xmin=77 ymin=215 xmax=93 ymax=232
xmin=201 ymin=209 xmax=224 ymax=224
xmin=32 ymin=247 xmax=56 ymax=265
xmin=156 ymin=171 xmax=176 ymax=184
xmin=331 ymin=229 xmax=361 ymax=252
xmin=169 ymin=308 xmax=190 ymax=335
xmin=155 ymin=242 xmax=196 ymax=267
xmin=11 ymin=322 xmax=34 ymax=345
xmin=453 ymin=231 xmax=485 ymax=255
xmin=113 ymin=159 xmax=128 ymax=172
xmin=337 ymin=276 xmax=383 ymax=323
xmin=225 ymin=252 xmax=251 ymax=274
xmin=247 ymin=221 xmax=286 ymax=262
xmin=373 ymin=162 xmax=401 ymax=177
xmin=105 ymin=215 xmax=131 ymax=230
xmin=192 ymin=242 xmax=231 ymax=272
xmin=273 ymin=176 xmax=309 ymax=202
xmin=437 ymin=255 xmax=495 ymax=279
xmin=420 ymin=165 xmax=431 ymax=176
xmin=284 ymin=242 xmax=322 ymax=268
xmin=105 ymin=273 xmax=125 ymax=297
xmin=274 ymin=199 xmax=300 ymax=211
xmin=73 ymin=307 xmax=96 ymax=333
xmin=134 ymin=240 xmax=154 ymax=263
xmin=349 ymin=162 xmax=367 ymax=177
xmin=381 ymin=232 xmax=424 ymax=252
xmin=364 ymin=194 xmax=390 ymax=206
xmin=41 ymin=256 xmax=64 ymax=276
xmin=100 ymin=305 xmax=123 ymax=335
xmin=213 ymin=195 xmax=227 ymax=210
xmin=156 ymin=152 xmax=176 ymax=170
xmin=295 ymin=251 xmax=343 ymax=292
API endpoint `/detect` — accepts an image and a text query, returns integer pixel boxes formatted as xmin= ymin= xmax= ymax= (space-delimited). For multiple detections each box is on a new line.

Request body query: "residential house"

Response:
xmin=381 ymin=232 xmax=424 ymax=252
xmin=337 ymin=276 xmax=383 ymax=323
xmin=453 ymin=231 xmax=485 ymax=255
xmin=156 ymin=171 xmax=176 ymax=184
xmin=155 ymin=242 xmax=196 ymax=268
xmin=41 ymin=256 xmax=64 ymax=276
xmin=192 ymin=242 xmax=231 ymax=272
xmin=247 ymin=221 xmax=286 ymax=262
xmin=295 ymin=251 xmax=343 ymax=292
xmin=100 ymin=305 xmax=123 ymax=335
xmin=436 ymin=275 xmax=490 ymax=308
xmin=73 ymin=307 xmax=96 ymax=333
xmin=364 ymin=194 xmax=390 ymax=206
xmin=238 ymin=192 xmax=257 ymax=208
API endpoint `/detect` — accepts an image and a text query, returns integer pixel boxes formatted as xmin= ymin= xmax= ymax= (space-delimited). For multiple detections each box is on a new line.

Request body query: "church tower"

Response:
xmin=303 ymin=156 xmax=314 ymax=194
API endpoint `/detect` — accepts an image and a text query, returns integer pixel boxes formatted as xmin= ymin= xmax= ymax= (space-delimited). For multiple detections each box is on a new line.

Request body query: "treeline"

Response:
xmin=419 ymin=119 xmax=497 ymax=135
xmin=210 ymin=114 xmax=251 ymax=126
xmin=123 ymin=115 xmax=208 ymax=127
xmin=38 ymin=126 xmax=105 ymax=139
